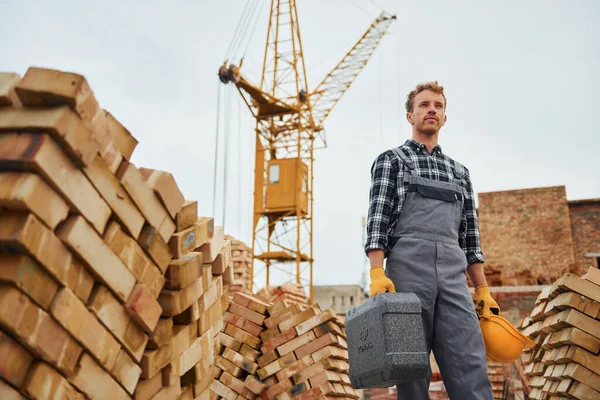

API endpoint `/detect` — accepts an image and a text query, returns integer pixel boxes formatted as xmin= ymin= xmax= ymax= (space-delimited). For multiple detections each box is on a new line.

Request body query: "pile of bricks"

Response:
xmin=520 ymin=266 xmax=600 ymax=399
xmin=224 ymin=235 xmax=252 ymax=295
xmin=486 ymin=361 xmax=507 ymax=399
xmin=256 ymin=284 xmax=308 ymax=306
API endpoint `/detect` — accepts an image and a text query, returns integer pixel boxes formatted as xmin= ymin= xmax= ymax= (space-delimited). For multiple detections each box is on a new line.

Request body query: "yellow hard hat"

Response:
xmin=479 ymin=315 xmax=536 ymax=362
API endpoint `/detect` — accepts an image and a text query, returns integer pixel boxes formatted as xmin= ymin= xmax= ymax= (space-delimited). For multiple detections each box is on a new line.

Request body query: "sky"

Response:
xmin=1 ymin=0 xmax=599 ymax=291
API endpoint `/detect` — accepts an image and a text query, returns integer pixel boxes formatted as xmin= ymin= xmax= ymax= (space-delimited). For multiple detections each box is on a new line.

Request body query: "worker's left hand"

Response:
xmin=474 ymin=284 xmax=500 ymax=319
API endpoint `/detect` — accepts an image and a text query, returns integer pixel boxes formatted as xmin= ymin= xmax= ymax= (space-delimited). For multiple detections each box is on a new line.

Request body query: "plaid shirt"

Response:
xmin=365 ymin=139 xmax=484 ymax=265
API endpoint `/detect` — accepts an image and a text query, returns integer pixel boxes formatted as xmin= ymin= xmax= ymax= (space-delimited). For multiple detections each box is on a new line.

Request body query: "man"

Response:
xmin=364 ymin=81 xmax=499 ymax=399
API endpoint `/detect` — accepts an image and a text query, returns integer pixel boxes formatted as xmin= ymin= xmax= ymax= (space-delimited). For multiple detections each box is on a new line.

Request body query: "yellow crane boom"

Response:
xmin=218 ymin=1 xmax=395 ymax=303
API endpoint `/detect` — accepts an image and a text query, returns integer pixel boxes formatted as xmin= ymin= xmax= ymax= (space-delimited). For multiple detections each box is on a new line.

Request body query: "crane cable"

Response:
xmin=212 ymin=83 xmax=222 ymax=219
xmin=225 ymin=0 xmax=265 ymax=63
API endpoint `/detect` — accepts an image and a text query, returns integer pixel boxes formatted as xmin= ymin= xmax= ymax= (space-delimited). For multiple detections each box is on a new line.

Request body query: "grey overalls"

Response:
xmin=386 ymin=148 xmax=493 ymax=400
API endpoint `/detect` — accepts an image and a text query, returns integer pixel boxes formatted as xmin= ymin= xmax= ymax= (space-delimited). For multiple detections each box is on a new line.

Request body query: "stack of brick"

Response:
xmin=0 ymin=67 xmax=179 ymax=399
xmin=519 ymin=266 xmax=600 ymax=399
xmin=224 ymin=235 xmax=252 ymax=295
xmin=209 ymin=292 xmax=270 ymax=399
xmin=252 ymin=302 xmax=358 ymax=400
xmin=486 ymin=361 xmax=506 ymax=399
xmin=256 ymin=284 xmax=308 ymax=306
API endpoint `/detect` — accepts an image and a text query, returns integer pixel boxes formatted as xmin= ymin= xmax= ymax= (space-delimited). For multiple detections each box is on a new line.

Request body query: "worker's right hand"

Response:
xmin=369 ymin=267 xmax=395 ymax=297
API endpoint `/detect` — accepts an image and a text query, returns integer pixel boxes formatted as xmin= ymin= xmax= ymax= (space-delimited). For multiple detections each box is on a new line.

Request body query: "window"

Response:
xmin=332 ymin=296 xmax=335 ymax=305
xmin=269 ymin=164 xmax=280 ymax=184
xmin=596 ymin=257 xmax=600 ymax=268
xmin=302 ymin=175 xmax=307 ymax=193
xmin=341 ymin=296 xmax=345 ymax=306
xmin=350 ymin=296 xmax=354 ymax=305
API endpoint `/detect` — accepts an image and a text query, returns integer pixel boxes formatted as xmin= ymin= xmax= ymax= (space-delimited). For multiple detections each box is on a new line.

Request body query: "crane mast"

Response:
xmin=219 ymin=1 xmax=395 ymax=303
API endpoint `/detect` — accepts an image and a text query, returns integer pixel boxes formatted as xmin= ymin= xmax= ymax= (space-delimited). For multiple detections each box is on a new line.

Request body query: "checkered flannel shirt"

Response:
xmin=365 ymin=139 xmax=485 ymax=265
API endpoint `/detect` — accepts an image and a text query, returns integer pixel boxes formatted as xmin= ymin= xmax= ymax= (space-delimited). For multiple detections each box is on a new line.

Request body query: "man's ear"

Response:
xmin=406 ymin=112 xmax=414 ymax=125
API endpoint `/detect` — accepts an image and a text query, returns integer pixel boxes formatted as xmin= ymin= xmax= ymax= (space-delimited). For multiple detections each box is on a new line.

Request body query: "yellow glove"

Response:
xmin=369 ymin=267 xmax=395 ymax=297
xmin=475 ymin=284 xmax=500 ymax=319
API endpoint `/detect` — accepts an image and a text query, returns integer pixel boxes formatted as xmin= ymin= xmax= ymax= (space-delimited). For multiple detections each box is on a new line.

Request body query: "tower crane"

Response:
xmin=218 ymin=1 xmax=395 ymax=303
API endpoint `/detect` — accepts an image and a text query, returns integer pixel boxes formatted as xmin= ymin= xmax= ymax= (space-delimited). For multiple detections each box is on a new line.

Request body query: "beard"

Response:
xmin=417 ymin=121 xmax=439 ymax=135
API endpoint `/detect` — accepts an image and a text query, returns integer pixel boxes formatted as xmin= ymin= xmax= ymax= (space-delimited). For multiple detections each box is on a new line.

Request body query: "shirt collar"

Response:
xmin=405 ymin=139 xmax=442 ymax=155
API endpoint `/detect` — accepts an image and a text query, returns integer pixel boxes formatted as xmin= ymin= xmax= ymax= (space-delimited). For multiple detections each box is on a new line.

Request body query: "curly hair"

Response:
xmin=405 ymin=81 xmax=447 ymax=113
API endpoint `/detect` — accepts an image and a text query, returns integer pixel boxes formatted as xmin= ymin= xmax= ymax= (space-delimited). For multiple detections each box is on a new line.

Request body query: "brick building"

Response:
xmin=477 ymin=185 xmax=600 ymax=286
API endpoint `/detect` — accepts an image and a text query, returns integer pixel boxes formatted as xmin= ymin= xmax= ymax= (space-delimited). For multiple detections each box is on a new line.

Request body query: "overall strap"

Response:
xmin=390 ymin=147 xmax=414 ymax=175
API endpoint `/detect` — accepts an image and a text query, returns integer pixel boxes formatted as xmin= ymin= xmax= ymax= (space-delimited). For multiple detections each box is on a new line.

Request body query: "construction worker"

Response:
xmin=364 ymin=81 xmax=499 ymax=399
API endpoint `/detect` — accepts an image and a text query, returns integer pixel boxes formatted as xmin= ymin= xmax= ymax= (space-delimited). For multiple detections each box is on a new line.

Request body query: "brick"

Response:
xmin=552 ymin=274 xmax=600 ymax=304
xmin=220 ymin=371 xmax=254 ymax=398
xmin=0 ymin=106 xmax=98 ymax=167
xmin=69 ymin=353 xmax=131 ymax=400
xmin=223 ymin=347 xmax=259 ymax=374
xmin=15 ymin=67 xmax=98 ymax=120
xmin=258 ymin=349 xmax=279 ymax=368
xmin=57 ymin=215 xmax=135 ymax=302
xmin=169 ymin=217 xmax=214 ymax=258
xmin=179 ymin=386 xmax=194 ymax=400
xmin=313 ymin=320 xmax=344 ymax=338
xmin=279 ymin=382 xmax=309 ymax=400
xmin=295 ymin=309 xmax=336 ymax=336
xmin=126 ymin=283 xmax=162 ymax=333
xmin=244 ymin=374 xmax=268 ymax=395
xmin=260 ymin=326 xmax=281 ymax=343
xmin=262 ymin=328 xmax=298 ymax=354
xmin=279 ymin=306 xmax=320 ymax=332
xmin=83 ymin=109 xmax=122 ymax=173
xmin=233 ymin=292 xmax=269 ymax=315
xmin=141 ymin=323 xmax=196 ymax=379
xmin=222 ymin=265 xmax=234 ymax=285
xmin=50 ymin=287 xmax=120 ymax=370
xmin=215 ymin=356 xmax=244 ymax=378
xmin=208 ymin=242 xmax=231 ymax=275
xmin=175 ymin=200 xmax=197 ymax=232
xmin=22 ymin=361 xmax=84 ymax=400
xmin=278 ymin=331 xmax=316 ymax=357
xmin=116 ymin=161 xmax=174 ymax=242
xmin=138 ymin=224 xmax=173 ymax=274
xmin=111 ymin=349 xmax=141 ymax=395
xmin=139 ymin=168 xmax=185 ymax=219
xmin=132 ymin=372 xmax=162 ymax=400
xmin=104 ymin=221 xmax=164 ymax=297
xmin=224 ymin=311 xmax=263 ymax=337
xmin=543 ymin=308 xmax=600 ymax=339
xmin=225 ymin=324 xmax=261 ymax=349
xmin=264 ymin=303 xmax=305 ymax=329
xmin=219 ymin=332 xmax=242 ymax=352
xmin=0 ymin=171 xmax=68 ymax=230
xmin=84 ymin=154 xmax=144 ymax=238
xmin=0 ymin=254 xmax=58 ymax=310
xmin=276 ymin=354 xmax=314 ymax=382
xmin=161 ymin=359 xmax=180 ymax=387
xmin=0 ymin=133 xmax=110 ymax=232
xmin=228 ymin=302 xmax=265 ymax=326
xmin=0 ymin=329 xmax=33 ymax=387
xmin=178 ymin=328 xmax=215 ymax=377
xmin=88 ymin=285 xmax=148 ymax=362
xmin=199 ymin=291 xmax=227 ymax=336
xmin=197 ymin=225 xmax=224 ymax=263
xmin=211 ymin=379 xmax=238 ymax=400
xmin=257 ymin=352 xmax=297 ymax=380
xmin=292 ymin=362 xmax=325 ymax=384
xmin=0 ymin=379 xmax=26 ymax=400
xmin=583 ymin=266 xmax=600 ymax=286
xmin=165 ymin=252 xmax=203 ymax=290
xmin=0 ymin=72 xmax=22 ymax=107
xmin=151 ymin=381 xmax=182 ymax=399
xmin=262 ymin=378 xmax=293 ymax=400
xmin=0 ymin=211 xmax=94 ymax=303
xmin=147 ymin=318 xmax=173 ymax=350
xmin=0 ymin=285 xmax=82 ymax=375
xmin=240 ymin=343 xmax=261 ymax=363
xmin=105 ymin=111 xmax=138 ymax=160
xmin=159 ymin=275 xmax=204 ymax=317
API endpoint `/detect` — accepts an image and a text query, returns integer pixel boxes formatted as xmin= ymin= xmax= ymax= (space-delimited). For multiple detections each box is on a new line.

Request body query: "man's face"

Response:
xmin=407 ymin=90 xmax=447 ymax=135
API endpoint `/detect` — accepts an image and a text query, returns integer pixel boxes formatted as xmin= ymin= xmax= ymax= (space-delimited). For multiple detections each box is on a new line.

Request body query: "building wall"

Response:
xmin=478 ymin=186 xmax=576 ymax=285
xmin=313 ymin=285 xmax=368 ymax=315
xmin=568 ymin=199 xmax=600 ymax=274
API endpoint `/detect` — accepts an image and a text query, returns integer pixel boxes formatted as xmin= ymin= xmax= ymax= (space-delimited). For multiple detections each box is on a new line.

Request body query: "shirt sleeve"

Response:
xmin=460 ymin=167 xmax=485 ymax=265
xmin=365 ymin=151 xmax=398 ymax=256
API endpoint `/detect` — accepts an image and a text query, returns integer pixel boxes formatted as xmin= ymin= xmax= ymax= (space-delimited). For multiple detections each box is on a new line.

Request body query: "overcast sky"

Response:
xmin=1 ymin=0 xmax=598 ymax=290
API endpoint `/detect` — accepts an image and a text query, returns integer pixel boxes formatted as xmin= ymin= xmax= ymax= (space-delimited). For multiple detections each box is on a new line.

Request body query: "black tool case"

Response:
xmin=345 ymin=292 xmax=429 ymax=388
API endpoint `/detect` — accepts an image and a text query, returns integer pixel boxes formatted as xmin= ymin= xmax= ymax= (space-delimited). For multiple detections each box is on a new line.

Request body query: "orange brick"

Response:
xmin=0 ymin=72 xmax=22 ymax=107
xmin=262 ymin=328 xmax=298 ymax=354
xmin=88 ymin=285 xmax=148 ymax=362
xmin=215 ymin=356 xmax=244 ymax=378
xmin=116 ymin=161 xmax=174 ymax=242
xmin=177 ymin=328 xmax=215 ymax=377
xmin=0 ymin=329 xmax=33 ymax=387
xmin=0 ymin=133 xmax=110 ymax=232
xmin=258 ymin=349 xmax=279 ymax=368
xmin=292 ymin=362 xmax=325 ymax=384
xmin=126 ymin=283 xmax=162 ymax=333
xmin=165 ymin=252 xmax=203 ymax=290
xmin=228 ymin=302 xmax=265 ymax=326
xmin=257 ymin=352 xmax=297 ymax=380
xmin=82 ymin=108 xmax=122 ymax=173
xmin=57 ymin=215 xmax=136 ymax=303
xmin=197 ymin=225 xmax=224 ymax=263
xmin=14 ymin=67 xmax=98 ymax=122
xmin=70 ymin=353 xmax=130 ymax=400
xmin=0 ymin=285 xmax=82 ymax=375
xmin=244 ymin=374 xmax=268 ymax=395
xmin=211 ymin=379 xmax=238 ymax=400
xmin=260 ymin=326 xmax=281 ymax=343
xmin=0 ymin=171 xmax=68 ymax=230
xmin=50 ymin=287 xmax=120 ymax=370
xmin=199 ymin=291 xmax=227 ymax=336
xmin=0 ymin=379 xmax=26 ymax=400
xmin=132 ymin=371 xmax=162 ymax=400
xmin=222 ymin=347 xmax=259 ymax=374
xmin=0 ymin=106 xmax=98 ymax=167
xmin=294 ymin=333 xmax=338 ymax=359
xmin=147 ymin=318 xmax=173 ymax=350
xmin=276 ymin=354 xmax=314 ymax=382
xmin=313 ymin=321 xmax=344 ymax=338
xmin=83 ymin=154 xmax=144 ymax=238
xmin=295 ymin=309 xmax=336 ymax=336
xmin=233 ymin=292 xmax=269 ymax=315
xmin=225 ymin=324 xmax=261 ymax=349
xmin=223 ymin=311 xmax=263 ymax=337
xmin=175 ymin=200 xmax=197 ymax=232
xmin=137 ymin=224 xmax=173 ymax=274
xmin=179 ymin=386 xmax=194 ymax=400
xmin=219 ymin=332 xmax=242 ymax=352
xmin=22 ymin=361 xmax=84 ymax=400
xmin=169 ymin=217 xmax=214 ymax=258
xmin=105 ymin=111 xmax=137 ymax=160
xmin=139 ymin=168 xmax=185 ymax=219
xmin=0 ymin=211 xmax=94 ymax=303
xmin=262 ymin=378 xmax=293 ymax=400
xmin=220 ymin=371 xmax=255 ymax=398
xmin=0 ymin=254 xmax=59 ymax=310
xmin=159 ymin=275 xmax=204 ymax=317
xmin=141 ymin=323 xmax=196 ymax=379
xmin=264 ymin=303 xmax=305 ymax=329
xmin=279 ymin=306 xmax=319 ymax=332
xmin=208 ymin=243 xmax=231 ymax=275
xmin=239 ymin=343 xmax=261 ymax=363
xmin=278 ymin=331 xmax=316 ymax=357
xmin=111 ymin=349 xmax=141 ymax=395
